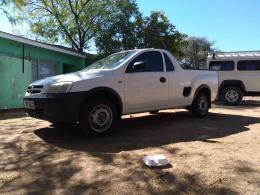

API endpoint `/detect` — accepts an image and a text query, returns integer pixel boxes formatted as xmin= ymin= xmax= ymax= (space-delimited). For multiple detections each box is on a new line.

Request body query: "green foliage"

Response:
xmin=141 ymin=11 xmax=187 ymax=59
xmin=12 ymin=0 xmax=215 ymax=60
xmin=0 ymin=0 xmax=26 ymax=24
xmin=180 ymin=37 xmax=216 ymax=69
xmin=15 ymin=0 xmax=115 ymax=53
xmin=95 ymin=0 xmax=142 ymax=55
xmin=95 ymin=7 xmax=187 ymax=57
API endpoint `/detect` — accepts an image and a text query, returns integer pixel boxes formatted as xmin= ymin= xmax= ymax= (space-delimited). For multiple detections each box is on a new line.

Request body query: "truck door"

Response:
xmin=124 ymin=51 xmax=168 ymax=112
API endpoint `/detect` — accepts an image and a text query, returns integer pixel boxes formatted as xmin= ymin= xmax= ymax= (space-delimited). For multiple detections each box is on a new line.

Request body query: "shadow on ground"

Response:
xmin=34 ymin=111 xmax=260 ymax=154
xmin=1 ymin=109 xmax=259 ymax=194
xmin=31 ymin=111 xmax=259 ymax=194
xmin=0 ymin=109 xmax=26 ymax=120
xmin=214 ymin=99 xmax=260 ymax=109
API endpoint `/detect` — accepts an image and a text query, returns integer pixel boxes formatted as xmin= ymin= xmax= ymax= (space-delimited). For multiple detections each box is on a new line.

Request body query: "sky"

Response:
xmin=136 ymin=0 xmax=260 ymax=51
xmin=0 ymin=0 xmax=259 ymax=52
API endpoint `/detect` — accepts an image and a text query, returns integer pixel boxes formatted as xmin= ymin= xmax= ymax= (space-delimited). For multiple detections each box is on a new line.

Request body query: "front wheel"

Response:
xmin=191 ymin=94 xmax=210 ymax=117
xmin=79 ymin=99 xmax=117 ymax=136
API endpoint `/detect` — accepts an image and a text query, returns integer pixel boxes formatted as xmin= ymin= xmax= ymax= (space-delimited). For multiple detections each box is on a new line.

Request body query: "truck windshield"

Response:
xmin=84 ymin=51 xmax=135 ymax=70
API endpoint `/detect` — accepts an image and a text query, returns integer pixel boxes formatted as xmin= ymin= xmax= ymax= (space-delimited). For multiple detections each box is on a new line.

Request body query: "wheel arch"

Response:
xmin=79 ymin=87 xmax=123 ymax=120
xmin=193 ymin=84 xmax=211 ymax=107
xmin=219 ymin=80 xmax=246 ymax=94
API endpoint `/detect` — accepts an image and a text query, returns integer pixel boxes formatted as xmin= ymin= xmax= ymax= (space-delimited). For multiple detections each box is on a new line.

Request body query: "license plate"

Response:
xmin=24 ymin=100 xmax=35 ymax=109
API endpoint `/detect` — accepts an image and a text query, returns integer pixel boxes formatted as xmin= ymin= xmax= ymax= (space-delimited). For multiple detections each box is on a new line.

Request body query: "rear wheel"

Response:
xmin=191 ymin=93 xmax=210 ymax=117
xmin=79 ymin=99 xmax=117 ymax=136
xmin=221 ymin=87 xmax=243 ymax=105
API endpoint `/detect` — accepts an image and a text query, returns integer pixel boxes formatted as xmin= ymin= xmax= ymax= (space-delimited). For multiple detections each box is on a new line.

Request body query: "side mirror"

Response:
xmin=133 ymin=61 xmax=146 ymax=70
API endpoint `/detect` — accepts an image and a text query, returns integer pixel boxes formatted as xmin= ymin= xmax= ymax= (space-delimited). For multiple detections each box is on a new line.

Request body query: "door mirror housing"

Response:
xmin=133 ymin=61 xmax=146 ymax=70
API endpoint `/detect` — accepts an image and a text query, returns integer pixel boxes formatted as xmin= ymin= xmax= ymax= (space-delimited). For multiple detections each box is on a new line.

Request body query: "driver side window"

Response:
xmin=126 ymin=51 xmax=164 ymax=73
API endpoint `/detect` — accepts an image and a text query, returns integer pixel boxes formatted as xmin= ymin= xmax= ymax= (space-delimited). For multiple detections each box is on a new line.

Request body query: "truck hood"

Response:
xmin=30 ymin=69 xmax=113 ymax=86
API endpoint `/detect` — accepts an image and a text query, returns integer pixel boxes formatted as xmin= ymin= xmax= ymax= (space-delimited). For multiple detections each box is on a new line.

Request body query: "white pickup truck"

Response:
xmin=24 ymin=49 xmax=218 ymax=135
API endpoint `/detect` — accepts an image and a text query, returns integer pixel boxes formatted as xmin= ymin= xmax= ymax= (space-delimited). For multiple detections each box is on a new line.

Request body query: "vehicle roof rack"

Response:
xmin=208 ymin=51 xmax=260 ymax=59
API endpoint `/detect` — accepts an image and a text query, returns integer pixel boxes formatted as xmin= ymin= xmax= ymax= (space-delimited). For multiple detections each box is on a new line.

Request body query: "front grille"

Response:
xmin=25 ymin=109 xmax=44 ymax=118
xmin=27 ymin=85 xmax=44 ymax=94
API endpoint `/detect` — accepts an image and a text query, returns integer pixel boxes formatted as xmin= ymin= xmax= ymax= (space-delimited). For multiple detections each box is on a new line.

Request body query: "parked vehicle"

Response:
xmin=24 ymin=48 xmax=218 ymax=135
xmin=207 ymin=51 xmax=260 ymax=105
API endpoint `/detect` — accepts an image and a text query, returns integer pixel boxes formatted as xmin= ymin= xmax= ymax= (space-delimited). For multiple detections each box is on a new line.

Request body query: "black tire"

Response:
xmin=221 ymin=87 xmax=243 ymax=105
xmin=79 ymin=98 xmax=117 ymax=136
xmin=191 ymin=93 xmax=210 ymax=117
xmin=185 ymin=106 xmax=191 ymax=111
xmin=149 ymin=110 xmax=159 ymax=115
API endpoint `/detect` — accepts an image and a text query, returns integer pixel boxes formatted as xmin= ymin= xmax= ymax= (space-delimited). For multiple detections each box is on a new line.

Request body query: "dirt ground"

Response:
xmin=0 ymin=98 xmax=260 ymax=195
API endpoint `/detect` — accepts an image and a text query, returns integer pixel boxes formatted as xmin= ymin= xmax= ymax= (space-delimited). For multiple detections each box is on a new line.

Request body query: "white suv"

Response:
xmin=24 ymin=48 xmax=218 ymax=136
xmin=207 ymin=51 xmax=260 ymax=105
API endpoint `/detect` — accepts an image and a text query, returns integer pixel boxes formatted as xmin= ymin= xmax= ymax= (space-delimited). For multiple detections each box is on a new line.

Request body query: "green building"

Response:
xmin=0 ymin=31 xmax=86 ymax=109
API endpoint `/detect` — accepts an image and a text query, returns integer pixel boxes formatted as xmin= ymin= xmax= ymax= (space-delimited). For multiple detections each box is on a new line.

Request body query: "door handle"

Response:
xmin=160 ymin=77 xmax=166 ymax=83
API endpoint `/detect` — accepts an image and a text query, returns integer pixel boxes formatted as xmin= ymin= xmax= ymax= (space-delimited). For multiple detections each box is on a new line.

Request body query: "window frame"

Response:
xmin=209 ymin=60 xmax=235 ymax=71
xmin=125 ymin=51 xmax=164 ymax=73
xmin=163 ymin=52 xmax=175 ymax=72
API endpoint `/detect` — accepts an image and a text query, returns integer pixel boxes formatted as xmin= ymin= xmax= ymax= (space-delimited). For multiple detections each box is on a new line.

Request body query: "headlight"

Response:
xmin=42 ymin=82 xmax=73 ymax=93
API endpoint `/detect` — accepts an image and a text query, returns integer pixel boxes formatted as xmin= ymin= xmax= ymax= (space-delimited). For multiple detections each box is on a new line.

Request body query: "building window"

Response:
xmin=237 ymin=60 xmax=260 ymax=71
xmin=209 ymin=61 xmax=235 ymax=71
xmin=32 ymin=60 xmax=57 ymax=81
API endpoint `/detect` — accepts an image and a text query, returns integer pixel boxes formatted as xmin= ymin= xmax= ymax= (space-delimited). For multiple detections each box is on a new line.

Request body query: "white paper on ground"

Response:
xmin=143 ymin=155 xmax=170 ymax=167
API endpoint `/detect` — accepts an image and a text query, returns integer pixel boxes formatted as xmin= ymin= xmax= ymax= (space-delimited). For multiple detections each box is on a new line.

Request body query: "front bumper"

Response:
xmin=24 ymin=92 xmax=88 ymax=123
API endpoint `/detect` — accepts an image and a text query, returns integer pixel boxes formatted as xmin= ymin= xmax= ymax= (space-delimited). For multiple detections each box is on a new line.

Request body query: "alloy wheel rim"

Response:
xmin=225 ymin=90 xmax=239 ymax=103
